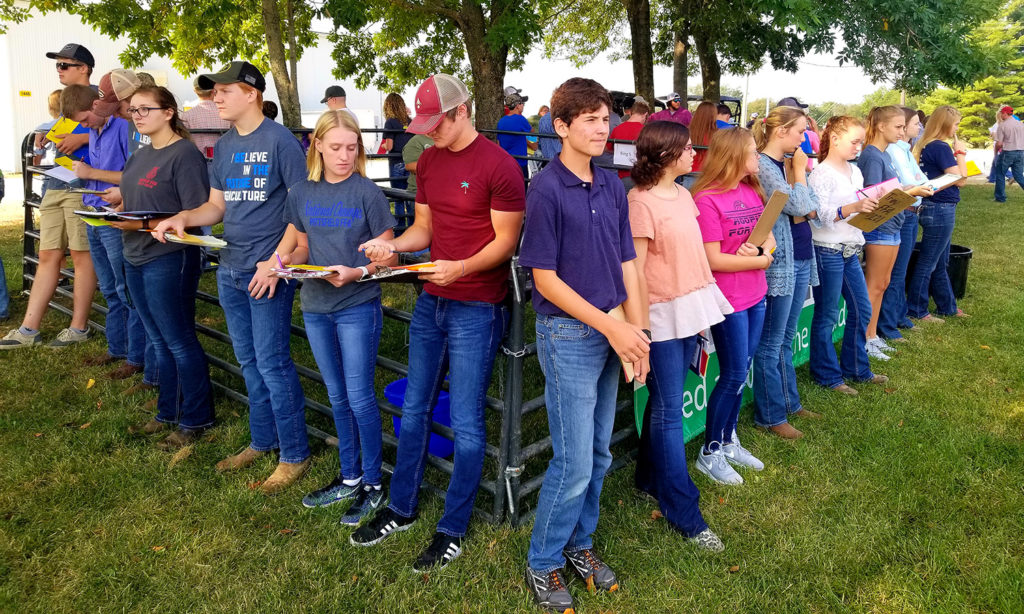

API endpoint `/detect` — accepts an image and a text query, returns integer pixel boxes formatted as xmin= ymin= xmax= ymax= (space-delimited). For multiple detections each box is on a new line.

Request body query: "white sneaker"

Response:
xmin=46 ymin=327 xmax=90 ymax=348
xmin=696 ymin=448 xmax=743 ymax=485
xmin=874 ymin=337 xmax=896 ymax=354
xmin=722 ymin=441 xmax=764 ymax=471
xmin=0 ymin=328 xmax=41 ymax=350
xmin=865 ymin=339 xmax=890 ymax=361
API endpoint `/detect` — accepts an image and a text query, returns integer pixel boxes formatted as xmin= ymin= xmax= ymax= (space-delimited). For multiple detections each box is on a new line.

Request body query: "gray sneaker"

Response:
xmin=689 ymin=528 xmax=725 ymax=553
xmin=696 ymin=448 xmax=743 ymax=485
xmin=0 ymin=328 xmax=41 ymax=350
xmin=722 ymin=441 xmax=764 ymax=471
xmin=46 ymin=327 xmax=90 ymax=348
xmin=564 ymin=547 xmax=619 ymax=592
xmin=865 ymin=339 xmax=891 ymax=361
xmin=340 ymin=485 xmax=386 ymax=527
xmin=525 ymin=567 xmax=574 ymax=614
xmin=873 ymin=337 xmax=896 ymax=353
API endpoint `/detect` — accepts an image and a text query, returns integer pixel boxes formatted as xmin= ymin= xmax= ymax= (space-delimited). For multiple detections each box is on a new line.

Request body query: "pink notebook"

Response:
xmin=856 ymin=177 xmax=900 ymax=200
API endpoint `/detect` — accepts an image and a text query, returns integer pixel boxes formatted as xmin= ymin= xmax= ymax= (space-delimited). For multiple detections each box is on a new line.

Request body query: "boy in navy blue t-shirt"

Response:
xmin=519 ymin=78 xmax=650 ymax=613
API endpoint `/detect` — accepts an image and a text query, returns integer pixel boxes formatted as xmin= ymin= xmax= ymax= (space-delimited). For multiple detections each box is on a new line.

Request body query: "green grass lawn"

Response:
xmin=1 ymin=185 xmax=1023 ymax=613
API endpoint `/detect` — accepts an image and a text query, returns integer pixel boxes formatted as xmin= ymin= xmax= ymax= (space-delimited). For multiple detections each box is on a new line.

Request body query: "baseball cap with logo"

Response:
xmin=197 ymin=61 xmax=266 ymax=92
xmin=95 ymin=69 xmax=144 ymax=118
xmin=46 ymin=43 xmax=95 ymax=67
xmin=408 ymin=73 xmax=471 ymax=134
xmin=1000 ymin=105 xmax=1014 ymax=115
xmin=504 ymin=92 xmax=527 ymax=108
xmin=667 ymin=92 xmax=681 ymax=102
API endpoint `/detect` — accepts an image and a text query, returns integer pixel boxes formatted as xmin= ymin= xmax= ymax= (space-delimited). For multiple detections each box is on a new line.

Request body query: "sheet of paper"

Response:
xmin=856 ymin=177 xmax=901 ymax=201
xmin=355 ymin=262 xmax=437 ymax=282
xmin=41 ymin=165 xmax=78 ymax=184
xmin=923 ymin=173 xmax=963 ymax=193
xmin=612 ymin=143 xmax=637 ymax=167
xmin=847 ymin=189 xmax=918 ymax=232
xmin=747 ymin=190 xmax=789 ymax=246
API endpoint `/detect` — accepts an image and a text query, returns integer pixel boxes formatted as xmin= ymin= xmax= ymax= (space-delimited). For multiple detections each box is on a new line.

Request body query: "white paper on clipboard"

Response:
xmin=613 ymin=143 xmax=637 ymax=167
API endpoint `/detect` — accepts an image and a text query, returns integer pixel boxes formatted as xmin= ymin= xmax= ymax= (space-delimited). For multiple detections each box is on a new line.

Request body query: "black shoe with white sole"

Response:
xmin=412 ymin=532 xmax=463 ymax=572
xmin=349 ymin=508 xmax=416 ymax=547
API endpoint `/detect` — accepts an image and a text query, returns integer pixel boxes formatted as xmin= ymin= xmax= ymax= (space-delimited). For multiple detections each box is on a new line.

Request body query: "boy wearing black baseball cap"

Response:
xmin=153 ymin=61 xmax=312 ymax=486
xmin=47 ymin=43 xmax=94 ymax=86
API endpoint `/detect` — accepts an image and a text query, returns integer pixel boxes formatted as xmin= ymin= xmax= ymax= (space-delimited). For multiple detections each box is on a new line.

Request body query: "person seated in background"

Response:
xmin=497 ymin=90 xmax=535 ymax=178
xmin=182 ymin=78 xmax=232 ymax=161
xmin=262 ymin=100 xmax=279 ymax=121
xmin=715 ymin=104 xmax=733 ymax=129
xmin=608 ymin=96 xmax=650 ymax=187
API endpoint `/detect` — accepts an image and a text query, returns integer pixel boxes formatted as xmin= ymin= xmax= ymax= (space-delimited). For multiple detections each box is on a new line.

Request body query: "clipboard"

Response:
xmin=747 ymin=190 xmax=788 ymax=246
xmin=923 ymin=173 xmax=963 ymax=193
xmin=846 ymin=189 xmax=918 ymax=232
xmin=271 ymin=264 xmax=338 ymax=279
xmin=856 ymin=177 xmax=900 ymax=201
xmin=354 ymin=262 xmax=437 ymax=282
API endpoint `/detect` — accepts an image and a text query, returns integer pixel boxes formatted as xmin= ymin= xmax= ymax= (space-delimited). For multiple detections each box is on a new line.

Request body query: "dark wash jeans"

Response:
xmin=878 ymin=209 xmax=919 ymax=338
xmin=907 ymin=200 xmax=958 ymax=318
xmin=705 ymin=299 xmax=766 ymax=453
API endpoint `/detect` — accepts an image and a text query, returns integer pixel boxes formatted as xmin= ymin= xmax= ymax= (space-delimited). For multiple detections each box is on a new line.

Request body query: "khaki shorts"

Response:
xmin=38 ymin=189 xmax=89 ymax=252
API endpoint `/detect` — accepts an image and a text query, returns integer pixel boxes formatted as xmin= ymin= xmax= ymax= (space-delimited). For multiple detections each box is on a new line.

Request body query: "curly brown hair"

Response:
xmin=630 ymin=121 xmax=691 ymax=190
xmin=550 ymin=77 xmax=612 ymax=128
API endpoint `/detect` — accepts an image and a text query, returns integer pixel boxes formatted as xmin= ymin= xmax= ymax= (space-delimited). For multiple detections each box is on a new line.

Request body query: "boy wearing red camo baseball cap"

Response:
xmin=351 ymin=74 xmax=526 ymax=572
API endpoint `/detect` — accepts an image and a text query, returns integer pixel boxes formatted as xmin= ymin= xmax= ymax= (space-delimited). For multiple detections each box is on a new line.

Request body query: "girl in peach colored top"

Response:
xmin=627 ymin=120 xmax=730 ymax=552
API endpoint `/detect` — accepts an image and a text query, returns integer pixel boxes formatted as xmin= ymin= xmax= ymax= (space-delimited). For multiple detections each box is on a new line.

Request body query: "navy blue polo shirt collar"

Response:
xmin=548 ymin=154 xmax=608 ymax=189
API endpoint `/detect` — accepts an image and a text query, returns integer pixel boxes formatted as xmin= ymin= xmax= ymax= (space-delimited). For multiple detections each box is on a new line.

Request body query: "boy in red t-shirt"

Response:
xmin=608 ymin=97 xmax=650 ymax=180
xmin=352 ymin=74 xmax=526 ymax=572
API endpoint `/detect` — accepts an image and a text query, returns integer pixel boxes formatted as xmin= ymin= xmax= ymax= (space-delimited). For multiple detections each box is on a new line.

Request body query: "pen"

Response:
xmin=275 ymin=251 xmax=290 ymax=284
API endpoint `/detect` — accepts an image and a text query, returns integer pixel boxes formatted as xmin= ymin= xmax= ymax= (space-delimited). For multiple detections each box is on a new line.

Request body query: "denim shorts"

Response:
xmin=863 ymin=229 xmax=901 ymax=246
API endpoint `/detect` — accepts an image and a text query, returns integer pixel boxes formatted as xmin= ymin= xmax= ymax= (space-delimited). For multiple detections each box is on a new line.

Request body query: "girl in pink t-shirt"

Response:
xmin=627 ymin=120 xmax=732 ymax=551
xmin=691 ymin=128 xmax=775 ymax=486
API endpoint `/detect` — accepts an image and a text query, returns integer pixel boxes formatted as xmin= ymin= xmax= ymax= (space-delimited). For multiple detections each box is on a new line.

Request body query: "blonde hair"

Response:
xmin=691 ymin=127 xmax=765 ymax=202
xmin=865 ymin=105 xmax=904 ymax=144
xmin=752 ymin=105 xmax=807 ymax=151
xmin=819 ymin=115 xmax=864 ymax=161
xmin=307 ymin=110 xmax=366 ymax=181
xmin=48 ymin=89 xmax=62 ymax=118
xmin=913 ymin=105 xmax=961 ymax=162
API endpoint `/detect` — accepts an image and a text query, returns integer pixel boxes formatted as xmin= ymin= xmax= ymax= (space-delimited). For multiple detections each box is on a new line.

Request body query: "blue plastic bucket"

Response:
xmin=385 ymin=378 xmax=454 ymax=458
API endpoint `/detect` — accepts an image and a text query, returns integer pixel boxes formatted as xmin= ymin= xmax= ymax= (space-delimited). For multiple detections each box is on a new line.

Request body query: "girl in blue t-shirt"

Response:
xmin=859 ymin=106 xmax=933 ymax=360
xmin=692 ymin=128 xmax=775 ymax=486
xmin=908 ymin=105 xmax=969 ymax=322
xmin=275 ymin=110 xmax=397 ymax=525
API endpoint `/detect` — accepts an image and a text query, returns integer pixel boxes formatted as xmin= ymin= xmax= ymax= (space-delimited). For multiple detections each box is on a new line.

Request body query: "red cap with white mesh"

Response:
xmin=408 ymin=73 xmax=470 ymax=134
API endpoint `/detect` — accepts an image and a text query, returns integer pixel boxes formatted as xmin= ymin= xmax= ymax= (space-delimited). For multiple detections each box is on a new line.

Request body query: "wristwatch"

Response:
xmin=756 ymin=246 xmax=765 ymax=257
xmin=641 ymin=328 xmax=652 ymax=340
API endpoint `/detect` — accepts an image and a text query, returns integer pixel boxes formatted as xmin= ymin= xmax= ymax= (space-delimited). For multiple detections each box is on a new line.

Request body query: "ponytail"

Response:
xmin=752 ymin=105 xmax=807 ymax=151
xmin=865 ymin=105 xmax=903 ymax=144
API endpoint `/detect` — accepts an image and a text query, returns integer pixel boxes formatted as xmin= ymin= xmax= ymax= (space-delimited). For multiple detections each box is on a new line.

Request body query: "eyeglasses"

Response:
xmin=682 ymin=144 xmax=694 ymax=152
xmin=56 ymin=62 xmax=84 ymax=71
xmin=127 ymin=106 xmax=167 ymax=117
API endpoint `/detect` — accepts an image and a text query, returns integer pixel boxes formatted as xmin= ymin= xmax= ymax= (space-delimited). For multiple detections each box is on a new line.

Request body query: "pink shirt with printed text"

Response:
xmin=694 ymin=182 xmax=768 ymax=311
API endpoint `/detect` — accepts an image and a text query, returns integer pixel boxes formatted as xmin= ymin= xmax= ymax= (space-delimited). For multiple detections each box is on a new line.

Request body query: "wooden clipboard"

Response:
xmin=846 ymin=189 xmax=918 ymax=232
xmin=747 ymin=190 xmax=789 ymax=246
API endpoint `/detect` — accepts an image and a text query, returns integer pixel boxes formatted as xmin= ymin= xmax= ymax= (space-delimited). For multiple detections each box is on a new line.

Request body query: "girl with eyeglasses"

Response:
xmin=628 ymin=120 xmax=729 ymax=550
xmin=110 ymin=86 xmax=215 ymax=447
xmin=691 ymin=128 xmax=776 ymax=486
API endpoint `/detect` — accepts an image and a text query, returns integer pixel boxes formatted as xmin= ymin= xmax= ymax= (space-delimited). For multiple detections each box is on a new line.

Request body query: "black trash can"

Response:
xmin=907 ymin=242 xmax=972 ymax=299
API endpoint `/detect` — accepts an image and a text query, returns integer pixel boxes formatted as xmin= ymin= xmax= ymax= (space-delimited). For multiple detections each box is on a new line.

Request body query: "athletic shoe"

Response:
xmin=564 ymin=548 xmax=619 ymax=592
xmin=865 ymin=341 xmax=890 ymax=361
xmin=871 ymin=337 xmax=896 ymax=354
xmin=46 ymin=327 xmax=90 ymax=348
xmin=696 ymin=448 xmax=743 ymax=485
xmin=302 ymin=476 xmax=363 ymax=508
xmin=524 ymin=567 xmax=575 ymax=614
xmin=412 ymin=532 xmax=463 ymax=572
xmin=0 ymin=328 xmax=41 ymax=350
xmin=689 ymin=528 xmax=725 ymax=553
xmin=722 ymin=440 xmax=764 ymax=471
xmin=340 ymin=485 xmax=386 ymax=527
xmin=349 ymin=507 xmax=416 ymax=547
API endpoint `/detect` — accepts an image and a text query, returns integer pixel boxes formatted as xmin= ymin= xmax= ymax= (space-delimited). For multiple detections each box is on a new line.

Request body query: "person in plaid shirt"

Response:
xmin=183 ymin=78 xmax=231 ymax=160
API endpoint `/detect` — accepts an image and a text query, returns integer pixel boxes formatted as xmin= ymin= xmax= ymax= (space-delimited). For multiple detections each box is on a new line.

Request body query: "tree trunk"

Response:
xmin=261 ymin=0 xmax=302 ymax=127
xmin=623 ymin=0 xmax=655 ymax=104
xmin=459 ymin=4 xmax=508 ymax=135
xmin=694 ymin=31 xmax=721 ymax=102
xmin=672 ymin=30 xmax=689 ymax=98
xmin=285 ymin=0 xmax=299 ymax=113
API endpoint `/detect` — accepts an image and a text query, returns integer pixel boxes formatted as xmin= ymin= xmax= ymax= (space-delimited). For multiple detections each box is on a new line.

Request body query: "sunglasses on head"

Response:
xmin=56 ymin=62 xmax=84 ymax=70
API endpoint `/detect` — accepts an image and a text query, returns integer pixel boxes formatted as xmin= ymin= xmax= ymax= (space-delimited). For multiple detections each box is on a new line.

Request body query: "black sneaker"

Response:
xmin=564 ymin=548 xmax=619 ymax=593
xmin=349 ymin=507 xmax=416 ymax=547
xmin=412 ymin=532 xmax=463 ymax=572
xmin=340 ymin=484 xmax=386 ymax=527
xmin=302 ymin=476 xmax=362 ymax=508
xmin=524 ymin=567 xmax=575 ymax=613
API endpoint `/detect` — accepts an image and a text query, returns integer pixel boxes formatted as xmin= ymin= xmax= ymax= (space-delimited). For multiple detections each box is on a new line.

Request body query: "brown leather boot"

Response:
xmin=128 ymin=417 xmax=170 ymax=435
xmin=215 ymin=447 xmax=267 ymax=473
xmin=831 ymin=383 xmax=858 ymax=396
xmin=156 ymin=429 xmax=204 ymax=451
xmin=260 ymin=458 xmax=311 ymax=495
xmin=108 ymin=363 xmax=144 ymax=380
xmin=792 ymin=408 xmax=822 ymax=419
xmin=767 ymin=422 xmax=804 ymax=439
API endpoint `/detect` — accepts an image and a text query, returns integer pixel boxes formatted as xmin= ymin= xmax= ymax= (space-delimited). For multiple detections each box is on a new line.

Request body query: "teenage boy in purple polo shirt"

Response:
xmin=519 ymin=77 xmax=650 ymax=613
xmin=65 ymin=85 xmax=157 ymax=385
xmin=351 ymin=73 xmax=525 ymax=571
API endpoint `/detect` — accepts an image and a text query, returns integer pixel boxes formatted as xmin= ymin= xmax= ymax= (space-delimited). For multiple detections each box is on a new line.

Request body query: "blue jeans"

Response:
xmin=303 ymin=300 xmax=384 ymax=486
xmin=988 ymin=151 xmax=1002 ymax=182
xmin=0 ymin=253 xmax=9 ymax=319
xmin=754 ymin=259 xmax=812 ymax=427
xmin=634 ymin=335 xmax=708 ymax=538
xmin=878 ymin=209 xmax=919 ymax=338
xmin=88 ymin=225 xmax=156 ymax=381
xmin=528 ymin=314 xmax=620 ymax=572
xmin=907 ymin=200 xmax=958 ymax=318
xmin=994 ymin=150 xmax=1024 ymax=201
xmin=216 ymin=264 xmax=309 ymax=463
xmin=390 ymin=161 xmax=414 ymax=231
xmin=810 ymin=246 xmax=873 ymax=387
xmin=388 ymin=293 xmax=508 ymax=537
xmin=705 ymin=299 xmax=765 ymax=453
xmin=124 ymin=248 xmax=213 ymax=430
